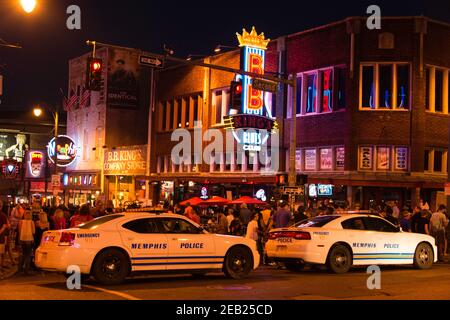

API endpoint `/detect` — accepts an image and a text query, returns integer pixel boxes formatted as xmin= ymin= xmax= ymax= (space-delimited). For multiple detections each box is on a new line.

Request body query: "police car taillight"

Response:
xmin=269 ymin=231 xmax=311 ymax=240
xmin=59 ymin=232 xmax=76 ymax=246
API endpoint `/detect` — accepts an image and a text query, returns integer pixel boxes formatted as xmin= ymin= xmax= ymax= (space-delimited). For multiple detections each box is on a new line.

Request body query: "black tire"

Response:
xmin=327 ymin=244 xmax=352 ymax=274
xmin=92 ymin=249 xmax=130 ymax=285
xmin=223 ymin=247 xmax=253 ymax=279
xmin=413 ymin=243 xmax=434 ymax=270
xmin=285 ymin=261 xmax=305 ymax=272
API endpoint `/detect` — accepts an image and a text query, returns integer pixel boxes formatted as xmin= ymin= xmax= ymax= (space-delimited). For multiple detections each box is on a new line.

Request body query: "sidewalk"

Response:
xmin=0 ymin=251 xmax=20 ymax=281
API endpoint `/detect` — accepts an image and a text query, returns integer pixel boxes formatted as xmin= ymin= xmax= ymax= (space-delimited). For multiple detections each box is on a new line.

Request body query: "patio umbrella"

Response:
xmin=179 ymin=197 xmax=205 ymax=206
xmin=230 ymin=196 xmax=267 ymax=205
xmin=200 ymin=196 xmax=231 ymax=206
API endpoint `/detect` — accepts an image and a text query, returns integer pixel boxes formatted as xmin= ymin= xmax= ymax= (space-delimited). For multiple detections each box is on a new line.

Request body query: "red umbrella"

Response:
xmin=200 ymin=196 xmax=230 ymax=206
xmin=230 ymin=196 xmax=267 ymax=205
xmin=179 ymin=197 xmax=205 ymax=206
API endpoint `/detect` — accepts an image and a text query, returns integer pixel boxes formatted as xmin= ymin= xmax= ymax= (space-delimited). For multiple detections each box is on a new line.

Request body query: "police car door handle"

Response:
xmin=172 ymin=238 xmax=179 ymax=241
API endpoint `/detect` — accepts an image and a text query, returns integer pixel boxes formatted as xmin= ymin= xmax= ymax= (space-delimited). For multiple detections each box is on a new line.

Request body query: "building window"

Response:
xmin=360 ymin=63 xmax=410 ymax=110
xmin=424 ymin=150 xmax=430 ymax=172
xmin=359 ymin=146 xmax=409 ymax=172
xmin=425 ymin=68 xmax=430 ymax=110
xmin=435 ymin=69 xmax=444 ymax=113
xmin=336 ymin=68 xmax=346 ymax=110
xmin=161 ymin=102 xmax=167 ymax=132
xmin=321 ymin=69 xmax=333 ymax=113
xmin=177 ymin=98 xmax=183 ymax=128
xmin=434 ymin=150 xmax=443 ymax=172
xmin=214 ymin=90 xmax=222 ymax=125
xmin=379 ymin=65 xmax=393 ymax=109
xmin=396 ymin=65 xmax=409 ymax=109
xmin=193 ymin=95 xmax=199 ymax=126
xmin=306 ymin=73 xmax=317 ymax=114
xmin=361 ymin=65 xmax=375 ymax=109
xmin=296 ymin=76 xmax=302 ymax=115
xmin=185 ymin=97 xmax=191 ymax=128
xmin=169 ymin=101 xmax=174 ymax=130
xmin=83 ymin=129 xmax=89 ymax=161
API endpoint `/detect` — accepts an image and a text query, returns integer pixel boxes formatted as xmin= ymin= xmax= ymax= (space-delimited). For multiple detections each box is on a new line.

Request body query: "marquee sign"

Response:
xmin=47 ymin=135 xmax=78 ymax=167
xmin=228 ymin=27 xmax=276 ymax=152
xmin=26 ymin=150 xmax=45 ymax=179
xmin=2 ymin=159 xmax=20 ymax=180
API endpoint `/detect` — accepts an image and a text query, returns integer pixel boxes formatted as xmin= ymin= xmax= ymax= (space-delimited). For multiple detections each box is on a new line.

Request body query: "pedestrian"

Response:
xmin=52 ymin=209 xmax=67 ymax=230
xmin=419 ymin=199 xmax=430 ymax=211
xmin=18 ymin=210 xmax=35 ymax=275
xmin=70 ymin=204 xmax=94 ymax=228
xmin=216 ymin=212 xmax=229 ymax=235
xmin=272 ymin=202 xmax=292 ymax=228
xmin=174 ymin=204 xmax=184 ymax=215
xmin=239 ymin=203 xmax=253 ymax=227
xmin=400 ymin=211 xmax=412 ymax=232
xmin=261 ymin=205 xmax=272 ymax=226
xmin=430 ymin=205 xmax=449 ymax=262
xmin=34 ymin=211 xmax=50 ymax=250
xmin=226 ymin=208 xmax=234 ymax=232
xmin=410 ymin=206 xmax=421 ymax=233
xmin=246 ymin=213 xmax=264 ymax=263
xmin=229 ymin=211 xmax=244 ymax=236
xmin=392 ymin=201 xmax=400 ymax=221
xmin=416 ymin=210 xmax=431 ymax=235
xmin=293 ymin=206 xmax=308 ymax=224
xmin=0 ymin=201 xmax=10 ymax=274
xmin=384 ymin=206 xmax=399 ymax=225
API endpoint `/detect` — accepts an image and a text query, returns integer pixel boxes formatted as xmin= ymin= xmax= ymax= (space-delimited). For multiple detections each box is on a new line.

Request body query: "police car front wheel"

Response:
xmin=223 ymin=247 xmax=253 ymax=279
xmin=92 ymin=248 xmax=130 ymax=285
xmin=413 ymin=243 xmax=434 ymax=270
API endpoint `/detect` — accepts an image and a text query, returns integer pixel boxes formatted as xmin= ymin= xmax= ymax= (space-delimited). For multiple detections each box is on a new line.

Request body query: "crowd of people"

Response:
xmin=0 ymin=199 xmax=116 ymax=277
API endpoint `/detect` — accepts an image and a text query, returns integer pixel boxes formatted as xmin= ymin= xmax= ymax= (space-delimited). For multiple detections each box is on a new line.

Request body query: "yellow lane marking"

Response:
xmin=83 ymin=285 xmax=142 ymax=300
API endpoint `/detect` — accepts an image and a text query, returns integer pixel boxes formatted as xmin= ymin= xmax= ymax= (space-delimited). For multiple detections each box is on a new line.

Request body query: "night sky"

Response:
xmin=0 ymin=0 xmax=448 ymax=111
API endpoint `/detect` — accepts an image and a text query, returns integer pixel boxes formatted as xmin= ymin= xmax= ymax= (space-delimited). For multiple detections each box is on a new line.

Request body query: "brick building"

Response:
xmin=149 ymin=16 xmax=450 ymax=209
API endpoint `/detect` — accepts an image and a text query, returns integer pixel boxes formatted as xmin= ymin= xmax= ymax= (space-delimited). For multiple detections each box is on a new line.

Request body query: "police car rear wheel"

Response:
xmin=224 ymin=247 xmax=253 ymax=279
xmin=327 ymin=244 xmax=352 ymax=274
xmin=413 ymin=243 xmax=434 ymax=270
xmin=92 ymin=249 xmax=130 ymax=285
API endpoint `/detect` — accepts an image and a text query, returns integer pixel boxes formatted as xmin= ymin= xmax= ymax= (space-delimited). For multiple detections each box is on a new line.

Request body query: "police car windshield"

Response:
xmin=78 ymin=215 xmax=125 ymax=230
xmin=295 ymin=216 xmax=340 ymax=228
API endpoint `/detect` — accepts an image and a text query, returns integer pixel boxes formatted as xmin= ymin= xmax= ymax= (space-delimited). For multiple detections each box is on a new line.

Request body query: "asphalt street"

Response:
xmin=1 ymin=264 xmax=449 ymax=300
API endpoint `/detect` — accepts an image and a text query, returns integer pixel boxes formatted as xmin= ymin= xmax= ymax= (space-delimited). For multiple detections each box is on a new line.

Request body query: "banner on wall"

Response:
xmin=336 ymin=147 xmax=345 ymax=169
xmin=0 ymin=133 xmax=29 ymax=163
xmin=320 ymin=148 xmax=333 ymax=170
xmin=395 ymin=147 xmax=408 ymax=171
xmin=359 ymin=147 xmax=373 ymax=170
xmin=107 ymin=48 xmax=140 ymax=109
xmin=305 ymin=149 xmax=317 ymax=171
xmin=377 ymin=147 xmax=390 ymax=170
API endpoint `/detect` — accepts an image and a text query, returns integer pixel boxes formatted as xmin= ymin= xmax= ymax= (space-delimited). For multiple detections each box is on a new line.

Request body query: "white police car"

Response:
xmin=35 ymin=212 xmax=259 ymax=285
xmin=266 ymin=214 xmax=438 ymax=273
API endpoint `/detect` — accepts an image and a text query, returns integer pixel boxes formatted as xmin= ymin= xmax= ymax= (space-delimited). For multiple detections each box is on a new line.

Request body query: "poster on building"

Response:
xmin=304 ymin=149 xmax=317 ymax=171
xmin=359 ymin=146 xmax=373 ymax=170
xmin=295 ymin=149 xmax=302 ymax=171
xmin=0 ymin=132 xmax=29 ymax=163
xmin=320 ymin=148 xmax=333 ymax=170
xmin=336 ymin=147 xmax=345 ymax=170
xmin=107 ymin=48 xmax=140 ymax=109
xmin=25 ymin=150 xmax=46 ymax=179
xmin=395 ymin=147 xmax=408 ymax=171
xmin=104 ymin=145 xmax=147 ymax=176
xmin=377 ymin=146 xmax=390 ymax=170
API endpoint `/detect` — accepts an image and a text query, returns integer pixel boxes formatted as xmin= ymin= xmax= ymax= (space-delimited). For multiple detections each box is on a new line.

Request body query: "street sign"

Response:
xmin=252 ymin=78 xmax=278 ymax=93
xmin=51 ymin=174 xmax=60 ymax=187
xmin=282 ymin=186 xmax=304 ymax=195
xmin=139 ymin=55 xmax=164 ymax=68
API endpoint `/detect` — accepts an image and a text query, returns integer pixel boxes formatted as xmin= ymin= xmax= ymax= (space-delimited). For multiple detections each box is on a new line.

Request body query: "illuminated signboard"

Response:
xmin=47 ymin=135 xmax=78 ymax=167
xmin=0 ymin=133 xmax=29 ymax=163
xmin=26 ymin=150 xmax=45 ymax=179
xmin=227 ymin=27 xmax=276 ymax=152
xmin=1 ymin=159 xmax=19 ymax=180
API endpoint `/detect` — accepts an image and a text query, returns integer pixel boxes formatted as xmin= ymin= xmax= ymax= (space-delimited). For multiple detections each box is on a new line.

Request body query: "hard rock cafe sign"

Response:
xmin=47 ymin=135 xmax=78 ymax=167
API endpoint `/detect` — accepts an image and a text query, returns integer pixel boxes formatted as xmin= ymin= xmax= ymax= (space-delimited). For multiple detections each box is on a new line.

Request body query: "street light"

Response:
xmin=33 ymin=104 xmax=60 ymax=205
xmin=20 ymin=0 xmax=37 ymax=13
xmin=214 ymin=45 xmax=236 ymax=53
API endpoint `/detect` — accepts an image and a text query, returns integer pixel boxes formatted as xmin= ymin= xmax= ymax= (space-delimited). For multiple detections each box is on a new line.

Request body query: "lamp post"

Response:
xmin=34 ymin=104 xmax=59 ymax=205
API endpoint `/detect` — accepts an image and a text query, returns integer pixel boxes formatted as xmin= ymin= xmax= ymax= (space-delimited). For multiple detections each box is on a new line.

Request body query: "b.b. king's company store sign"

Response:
xmin=104 ymin=145 xmax=147 ymax=176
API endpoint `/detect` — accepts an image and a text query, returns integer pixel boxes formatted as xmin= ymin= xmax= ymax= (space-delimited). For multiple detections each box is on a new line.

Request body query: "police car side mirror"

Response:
xmin=397 ymin=226 xmax=402 ymax=233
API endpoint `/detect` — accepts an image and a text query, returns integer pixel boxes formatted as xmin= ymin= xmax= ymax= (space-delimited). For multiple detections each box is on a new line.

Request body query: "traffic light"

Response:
xmin=230 ymin=80 xmax=243 ymax=112
xmin=86 ymin=57 xmax=103 ymax=91
xmin=296 ymin=174 xmax=308 ymax=186
xmin=276 ymin=173 xmax=288 ymax=186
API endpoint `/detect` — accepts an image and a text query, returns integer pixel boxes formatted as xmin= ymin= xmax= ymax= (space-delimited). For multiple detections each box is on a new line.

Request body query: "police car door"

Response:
xmin=341 ymin=217 xmax=379 ymax=265
xmin=363 ymin=217 xmax=413 ymax=264
xmin=158 ymin=217 xmax=217 ymax=270
xmin=120 ymin=218 xmax=169 ymax=271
